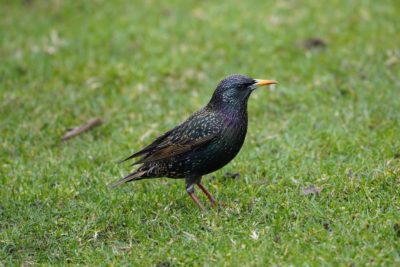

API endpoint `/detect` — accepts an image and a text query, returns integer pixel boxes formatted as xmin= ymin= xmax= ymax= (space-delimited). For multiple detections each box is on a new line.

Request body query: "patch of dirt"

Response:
xmin=302 ymin=38 xmax=327 ymax=50
xmin=301 ymin=185 xmax=322 ymax=196
xmin=224 ymin=172 xmax=241 ymax=180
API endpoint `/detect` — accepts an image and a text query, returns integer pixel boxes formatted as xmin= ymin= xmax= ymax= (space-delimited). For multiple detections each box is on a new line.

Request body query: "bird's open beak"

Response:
xmin=254 ymin=79 xmax=278 ymax=87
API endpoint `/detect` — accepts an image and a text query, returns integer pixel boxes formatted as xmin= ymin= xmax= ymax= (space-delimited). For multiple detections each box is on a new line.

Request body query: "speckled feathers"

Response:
xmin=111 ymin=74 xmax=265 ymax=188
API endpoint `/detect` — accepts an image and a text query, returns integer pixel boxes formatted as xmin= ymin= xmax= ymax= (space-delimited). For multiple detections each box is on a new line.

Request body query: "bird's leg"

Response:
xmin=188 ymin=191 xmax=206 ymax=211
xmin=196 ymin=183 xmax=217 ymax=207
xmin=186 ymin=177 xmax=205 ymax=211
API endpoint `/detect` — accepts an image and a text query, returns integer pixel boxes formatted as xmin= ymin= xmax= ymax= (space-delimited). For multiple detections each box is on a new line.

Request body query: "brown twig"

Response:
xmin=62 ymin=118 xmax=103 ymax=141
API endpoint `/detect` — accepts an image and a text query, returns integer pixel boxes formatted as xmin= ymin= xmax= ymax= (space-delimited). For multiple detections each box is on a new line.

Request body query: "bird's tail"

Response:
xmin=108 ymin=170 xmax=147 ymax=188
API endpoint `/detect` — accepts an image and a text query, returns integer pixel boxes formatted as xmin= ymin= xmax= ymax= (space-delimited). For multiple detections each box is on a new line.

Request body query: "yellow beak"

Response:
xmin=254 ymin=79 xmax=278 ymax=86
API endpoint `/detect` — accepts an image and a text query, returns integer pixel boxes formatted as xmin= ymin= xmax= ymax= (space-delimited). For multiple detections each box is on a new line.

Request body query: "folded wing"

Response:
xmin=121 ymin=108 xmax=221 ymax=165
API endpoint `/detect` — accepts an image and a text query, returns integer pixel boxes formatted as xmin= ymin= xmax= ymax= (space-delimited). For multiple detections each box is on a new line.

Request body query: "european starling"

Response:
xmin=110 ymin=74 xmax=277 ymax=210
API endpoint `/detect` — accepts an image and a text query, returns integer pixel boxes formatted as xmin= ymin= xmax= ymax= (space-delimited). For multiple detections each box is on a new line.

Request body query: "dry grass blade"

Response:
xmin=62 ymin=118 xmax=103 ymax=141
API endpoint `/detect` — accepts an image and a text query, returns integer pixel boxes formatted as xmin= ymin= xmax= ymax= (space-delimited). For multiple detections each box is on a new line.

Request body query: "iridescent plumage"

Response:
xmin=111 ymin=74 xmax=277 ymax=210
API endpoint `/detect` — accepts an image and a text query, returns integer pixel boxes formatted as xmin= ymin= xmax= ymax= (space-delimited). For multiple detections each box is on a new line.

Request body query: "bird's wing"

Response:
xmin=119 ymin=128 xmax=175 ymax=163
xmin=121 ymin=108 xmax=222 ymax=165
xmin=135 ymin=133 xmax=216 ymax=165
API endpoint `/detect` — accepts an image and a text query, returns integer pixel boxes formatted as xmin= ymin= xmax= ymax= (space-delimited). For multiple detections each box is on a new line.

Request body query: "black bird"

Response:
xmin=111 ymin=74 xmax=277 ymax=210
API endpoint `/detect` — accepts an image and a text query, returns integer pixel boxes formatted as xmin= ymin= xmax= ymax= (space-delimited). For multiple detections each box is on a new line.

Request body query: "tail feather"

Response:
xmin=108 ymin=170 xmax=147 ymax=188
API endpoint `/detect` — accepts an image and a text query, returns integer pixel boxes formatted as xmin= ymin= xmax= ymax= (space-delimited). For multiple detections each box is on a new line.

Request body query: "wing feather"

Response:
xmin=119 ymin=128 xmax=174 ymax=163
xmin=120 ymin=108 xmax=221 ymax=165
xmin=134 ymin=134 xmax=216 ymax=165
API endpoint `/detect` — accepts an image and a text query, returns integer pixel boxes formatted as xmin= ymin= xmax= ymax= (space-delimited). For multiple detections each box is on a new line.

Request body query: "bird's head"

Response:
xmin=208 ymin=74 xmax=277 ymax=109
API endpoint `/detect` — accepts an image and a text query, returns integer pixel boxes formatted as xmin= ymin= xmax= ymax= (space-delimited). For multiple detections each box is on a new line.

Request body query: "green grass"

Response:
xmin=1 ymin=0 xmax=400 ymax=265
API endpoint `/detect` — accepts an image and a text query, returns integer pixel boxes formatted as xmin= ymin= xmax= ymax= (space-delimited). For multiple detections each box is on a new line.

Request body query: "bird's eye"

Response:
xmin=241 ymin=82 xmax=253 ymax=90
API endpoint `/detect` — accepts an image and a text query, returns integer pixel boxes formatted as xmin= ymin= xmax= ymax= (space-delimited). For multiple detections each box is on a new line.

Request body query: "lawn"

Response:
xmin=1 ymin=0 xmax=400 ymax=265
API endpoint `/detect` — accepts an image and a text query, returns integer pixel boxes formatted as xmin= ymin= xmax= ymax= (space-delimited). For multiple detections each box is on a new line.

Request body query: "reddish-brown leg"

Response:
xmin=188 ymin=192 xmax=205 ymax=211
xmin=197 ymin=183 xmax=217 ymax=207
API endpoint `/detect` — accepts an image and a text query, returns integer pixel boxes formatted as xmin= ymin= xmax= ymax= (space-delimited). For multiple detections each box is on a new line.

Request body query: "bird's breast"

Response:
xmin=218 ymin=112 xmax=248 ymax=154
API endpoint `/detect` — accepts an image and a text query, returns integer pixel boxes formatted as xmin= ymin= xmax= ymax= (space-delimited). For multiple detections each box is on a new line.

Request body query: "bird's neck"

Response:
xmin=208 ymin=101 xmax=248 ymax=123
